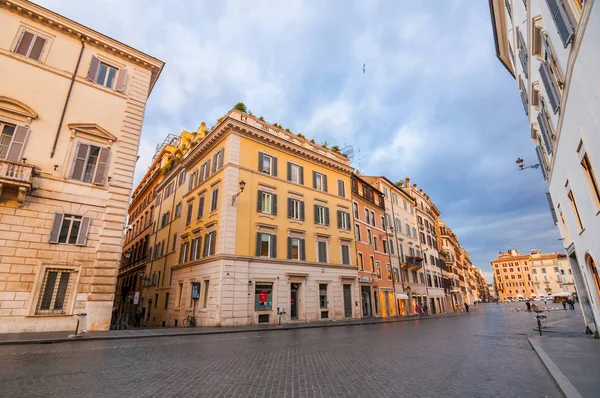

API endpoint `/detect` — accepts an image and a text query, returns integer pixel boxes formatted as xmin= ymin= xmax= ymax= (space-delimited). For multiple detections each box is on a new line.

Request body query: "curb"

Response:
xmin=0 ymin=311 xmax=465 ymax=346
xmin=528 ymin=336 xmax=583 ymax=398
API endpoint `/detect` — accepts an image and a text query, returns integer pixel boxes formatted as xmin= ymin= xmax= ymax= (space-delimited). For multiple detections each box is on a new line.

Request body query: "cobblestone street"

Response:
xmin=0 ymin=304 xmax=574 ymax=397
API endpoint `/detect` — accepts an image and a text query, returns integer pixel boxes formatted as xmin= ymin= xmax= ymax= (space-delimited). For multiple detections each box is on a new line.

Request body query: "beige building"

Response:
xmin=492 ymin=249 xmax=534 ymax=301
xmin=529 ymin=250 xmax=575 ymax=298
xmin=0 ymin=0 xmax=163 ymax=333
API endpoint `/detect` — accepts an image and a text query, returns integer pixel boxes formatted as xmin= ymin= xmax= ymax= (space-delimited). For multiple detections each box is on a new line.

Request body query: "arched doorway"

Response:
xmin=586 ymin=254 xmax=600 ymax=297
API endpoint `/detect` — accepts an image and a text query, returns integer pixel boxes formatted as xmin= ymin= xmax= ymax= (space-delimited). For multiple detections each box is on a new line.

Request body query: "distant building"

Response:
xmin=489 ymin=0 xmax=600 ymax=334
xmin=529 ymin=250 xmax=576 ymax=298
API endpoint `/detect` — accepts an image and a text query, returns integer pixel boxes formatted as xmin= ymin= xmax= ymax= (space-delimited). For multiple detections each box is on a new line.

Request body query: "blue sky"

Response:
xmin=38 ymin=0 xmax=563 ymax=281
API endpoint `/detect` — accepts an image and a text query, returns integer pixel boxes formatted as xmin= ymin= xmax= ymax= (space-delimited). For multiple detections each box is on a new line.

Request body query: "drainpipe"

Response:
xmin=51 ymin=39 xmax=85 ymax=159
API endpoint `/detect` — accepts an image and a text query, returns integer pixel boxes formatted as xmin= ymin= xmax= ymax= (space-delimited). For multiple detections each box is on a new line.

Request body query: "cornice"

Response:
xmin=2 ymin=0 xmax=164 ymax=92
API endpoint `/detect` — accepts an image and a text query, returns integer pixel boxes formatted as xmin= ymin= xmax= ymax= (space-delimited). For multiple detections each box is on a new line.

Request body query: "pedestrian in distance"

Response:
xmin=569 ymin=299 xmax=575 ymax=310
xmin=134 ymin=308 xmax=142 ymax=328
xmin=465 ymin=303 xmax=469 ymax=313
xmin=422 ymin=304 xmax=428 ymax=316
xmin=416 ymin=304 xmax=422 ymax=320
xmin=562 ymin=300 xmax=567 ymax=310
xmin=526 ymin=300 xmax=532 ymax=312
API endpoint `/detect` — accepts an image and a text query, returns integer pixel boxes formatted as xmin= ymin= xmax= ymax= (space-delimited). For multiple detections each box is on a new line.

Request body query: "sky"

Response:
xmin=37 ymin=0 xmax=563 ymax=282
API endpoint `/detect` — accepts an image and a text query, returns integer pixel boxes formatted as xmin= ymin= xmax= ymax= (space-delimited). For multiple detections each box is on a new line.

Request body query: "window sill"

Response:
xmin=27 ymin=314 xmax=72 ymax=318
xmin=315 ymin=224 xmax=328 ymax=229
xmin=259 ymin=212 xmax=275 ymax=219
xmin=578 ymin=228 xmax=585 ymax=236
xmin=289 ymin=219 xmax=303 ymax=225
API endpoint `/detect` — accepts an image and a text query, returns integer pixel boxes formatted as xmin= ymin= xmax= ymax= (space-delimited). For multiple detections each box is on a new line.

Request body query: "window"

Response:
xmin=353 ymin=202 xmax=359 ymax=219
xmin=380 ymin=216 xmax=385 ymax=230
xmin=517 ymin=28 xmax=528 ymax=78
xmin=337 ymin=211 xmax=350 ymax=230
xmin=189 ymin=170 xmax=198 ymax=190
xmin=212 ymin=148 xmax=224 ymax=173
xmin=203 ymin=280 xmax=210 ymax=308
xmin=319 ymin=284 xmax=328 ymax=309
xmin=258 ymin=190 xmax=277 ymax=215
xmin=567 ymin=189 xmax=584 ymax=231
xmin=14 ymin=30 xmax=48 ymax=61
xmin=49 ymin=214 xmax=91 ymax=246
xmin=255 ymin=284 xmax=273 ymax=310
xmin=70 ymin=143 xmax=110 ymax=185
xmin=197 ymin=196 xmax=205 ymax=219
xmin=177 ymin=170 xmax=187 ymax=187
xmin=546 ymin=0 xmax=577 ymax=47
xmin=382 ymin=240 xmax=387 ymax=254
xmin=341 ymin=244 xmax=351 ymax=265
xmin=186 ymin=203 xmax=193 ymax=226
xmin=257 ymin=232 xmax=276 ymax=258
xmin=190 ymin=236 xmax=202 ymax=261
xmin=287 ymin=162 xmax=303 ymax=184
xmin=358 ymin=253 xmax=364 ymax=270
xmin=171 ymin=233 xmax=177 ymax=252
xmin=389 ymin=240 xmax=395 ymax=255
xmin=174 ymin=203 xmax=182 ymax=219
xmin=179 ymin=242 xmax=189 ymax=264
xmin=14 ymin=30 xmax=47 ymax=61
xmin=199 ymin=160 xmax=211 ymax=182
xmin=95 ymin=62 xmax=118 ymax=89
xmin=203 ymin=231 xmax=217 ymax=257
xmin=161 ymin=211 xmax=170 ymax=229
xmin=387 ymin=264 xmax=392 ymax=280
xmin=337 ymin=180 xmax=346 ymax=197
xmin=210 ymin=188 xmax=219 ymax=212
xmin=315 ymin=205 xmax=329 ymax=225
xmin=374 ymin=237 xmax=379 ymax=251
xmin=364 ymin=208 xmax=369 ymax=222
xmin=317 ymin=241 xmax=328 ymax=263
xmin=164 ymin=293 xmax=169 ymax=310
xmin=393 ymin=193 xmax=398 ymax=205
xmin=370 ymin=211 xmax=375 ymax=227
xmin=35 ymin=268 xmax=73 ymax=315
xmin=0 ymin=123 xmax=28 ymax=161
xmin=313 ymin=171 xmax=327 ymax=192
xmin=504 ymin=0 xmax=512 ymax=20
xmin=258 ymin=152 xmax=277 ymax=176
xmin=393 ymin=268 xmax=400 ymax=283
xmin=375 ymin=262 xmax=381 ymax=279
xmin=355 ymin=224 xmax=361 ymax=241
xmin=369 ymin=256 xmax=375 ymax=272
xmin=288 ymin=198 xmax=304 ymax=221
xmin=287 ymin=237 xmax=304 ymax=260
xmin=367 ymin=229 xmax=372 ymax=245
xmin=578 ymin=142 xmax=600 ymax=206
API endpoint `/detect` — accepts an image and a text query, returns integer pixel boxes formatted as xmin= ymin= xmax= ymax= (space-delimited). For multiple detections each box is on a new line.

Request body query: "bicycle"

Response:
xmin=183 ymin=312 xmax=196 ymax=328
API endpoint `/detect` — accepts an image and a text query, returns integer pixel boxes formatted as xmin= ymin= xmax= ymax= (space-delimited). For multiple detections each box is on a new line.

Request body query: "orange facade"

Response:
xmin=351 ymin=174 xmax=396 ymax=317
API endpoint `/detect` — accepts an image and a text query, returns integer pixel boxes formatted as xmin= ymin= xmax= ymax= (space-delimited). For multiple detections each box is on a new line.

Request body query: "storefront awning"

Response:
xmin=396 ymin=293 xmax=409 ymax=299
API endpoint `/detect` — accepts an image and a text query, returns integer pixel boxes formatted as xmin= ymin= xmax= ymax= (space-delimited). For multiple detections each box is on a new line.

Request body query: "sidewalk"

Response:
xmin=0 ymin=310 xmax=464 ymax=346
xmin=528 ymin=309 xmax=600 ymax=398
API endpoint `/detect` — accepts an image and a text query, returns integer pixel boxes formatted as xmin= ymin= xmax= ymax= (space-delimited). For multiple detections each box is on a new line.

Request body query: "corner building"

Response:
xmin=0 ymin=1 xmax=163 ymax=332
xmin=169 ymin=110 xmax=359 ymax=327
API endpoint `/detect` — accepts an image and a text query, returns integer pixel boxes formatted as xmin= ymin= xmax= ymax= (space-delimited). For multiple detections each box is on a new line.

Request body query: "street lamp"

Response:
xmin=516 ymin=157 xmax=540 ymax=170
xmin=231 ymin=180 xmax=246 ymax=205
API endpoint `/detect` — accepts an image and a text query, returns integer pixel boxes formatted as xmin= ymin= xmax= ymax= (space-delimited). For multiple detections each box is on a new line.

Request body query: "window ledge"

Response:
xmin=259 ymin=212 xmax=275 ymax=219
xmin=289 ymin=219 xmax=303 ymax=224
xmin=578 ymin=228 xmax=586 ymax=236
xmin=315 ymin=224 xmax=328 ymax=229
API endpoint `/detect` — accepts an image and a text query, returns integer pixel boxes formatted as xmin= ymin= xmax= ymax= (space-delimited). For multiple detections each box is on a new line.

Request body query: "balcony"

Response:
xmin=0 ymin=159 xmax=34 ymax=203
xmin=403 ymin=256 xmax=423 ymax=269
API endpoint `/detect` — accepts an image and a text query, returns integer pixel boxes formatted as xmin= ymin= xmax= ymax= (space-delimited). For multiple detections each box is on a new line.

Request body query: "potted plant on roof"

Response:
xmin=234 ymin=102 xmax=247 ymax=113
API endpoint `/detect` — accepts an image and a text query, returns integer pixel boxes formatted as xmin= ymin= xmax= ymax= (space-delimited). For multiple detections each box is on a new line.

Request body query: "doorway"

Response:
xmin=361 ymin=286 xmax=371 ymax=317
xmin=385 ymin=292 xmax=391 ymax=317
xmin=343 ymin=284 xmax=353 ymax=318
xmin=291 ymin=283 xmax=299 ymax=319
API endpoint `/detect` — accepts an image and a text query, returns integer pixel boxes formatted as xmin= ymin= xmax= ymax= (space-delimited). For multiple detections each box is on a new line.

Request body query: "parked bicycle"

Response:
xmin=183 ymin=312 xmax=196 ymax=328
xmin=534 ymin=309 xmax=546 ymax=336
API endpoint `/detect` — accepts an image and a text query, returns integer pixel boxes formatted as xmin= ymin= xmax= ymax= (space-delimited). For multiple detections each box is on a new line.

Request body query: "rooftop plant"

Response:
xmin=234 ymin=102 xmax=247 ymax=112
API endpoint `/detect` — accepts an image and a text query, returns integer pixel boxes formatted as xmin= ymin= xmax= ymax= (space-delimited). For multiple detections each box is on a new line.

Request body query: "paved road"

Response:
xmin=0 ymin=303 xmax=571 ymax=397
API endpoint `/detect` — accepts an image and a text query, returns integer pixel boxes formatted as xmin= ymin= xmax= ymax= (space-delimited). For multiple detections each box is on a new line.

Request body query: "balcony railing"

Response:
xmin=403 ymin=256 xmax=423 ymax=269
xmin=0 ymin=159 xmax=34 ymax=203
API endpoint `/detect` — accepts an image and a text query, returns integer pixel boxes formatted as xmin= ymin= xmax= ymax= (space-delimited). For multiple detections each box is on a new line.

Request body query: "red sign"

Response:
xmin=259 ymin=291 xmax=267 ymax=302
xmin=291 ymin=298 xmax=294 ymax=303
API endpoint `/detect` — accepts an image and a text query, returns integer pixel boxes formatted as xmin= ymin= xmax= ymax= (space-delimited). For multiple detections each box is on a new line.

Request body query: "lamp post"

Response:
xmin=516 ymin=157 xmax=540 ymax=170
xmin=231 ymin=180 xmax=247 ymax=205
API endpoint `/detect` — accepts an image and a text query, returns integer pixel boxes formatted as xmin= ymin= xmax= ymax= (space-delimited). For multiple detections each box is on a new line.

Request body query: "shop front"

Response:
xmin=360 ymin=276 xmax=373 ymax=317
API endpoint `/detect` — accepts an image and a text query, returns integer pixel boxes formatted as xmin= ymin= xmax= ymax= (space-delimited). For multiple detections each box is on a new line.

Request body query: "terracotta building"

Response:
xmin=0 ymin=0 xmax=163 ymax=332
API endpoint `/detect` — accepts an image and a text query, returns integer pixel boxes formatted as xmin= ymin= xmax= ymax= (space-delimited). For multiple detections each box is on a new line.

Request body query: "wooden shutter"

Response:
xmin=75 ymin=216 xmax=91 ymax=246
xmin=29 ymin=36 xmax=46 ymax=61
xmin=270 ymin=234 xmax=277 ymax=258
xmin=287 ymin=162 xmax=292 ymax=182
xmin=536 ymin=146 xmax=549 ymax=180
xmin=272 ymin=194 xmax=277 ymax=215
xmin=93 ymin=147 xmax=110 ymax=185
xmin=203 ymin=235 xmax=209 ymax=257
xmin=312 ymin=171 xmax=317 ymax=189
xmin=255 ymin=232 xmax=262 ymax=256
xmin=300 ymin=239 xmax=306 ymax=261
xmin=287 ymin=198 xmax=293 ymax=218
xmin=15 ymin=31 xmax=34 ymax=56
xmin=115 ymin=69 xmax=128 ymax=92
xmin=206 ymin=159 xmax=211 ymax=178
xmin=197 ymin=236 xmax=203 ymax=258
xmin=257 ymin=190 xmax=263 ymax=212
xmin=546 ymin=0 xmax=575 ymax=47
xmin=539 ymin=62 xmax=560 ymax=114
xmin=198 ymin=197 xmax=205 ymax=219
xmin=323 ymin=175 xmax=328 ymax=192
xmin=212 ymin=153 xmax=217 ymax=173
xmin=219 ymin=149 xmax=224 ymax=169
xmin=87 ymin=55 xmax=100 ymax=81
xmin=210 ymin=231 xmax=216 ymax=255
xmin=546 ymin=192 xmax=558 ymax=224
xmin=287 ymin=237 xmax=293 ymax=259
xmin=258 ymin=152 xmax=264 ymax=173
xmin=299 ymin=166 xmax=304 ymax=185
xmin=314 ymin=204 xmax=319 ymax=224
xmin=337 ymin=210 xmax=342 ymax=229
xmin=272 ymin=157 xmax=278 ymax=177
xmin=6 ymin=125 xmax=30 ymax=162
xmin=49 ymin=213 xmax=64 ymax=243
xmin=325 ymin=207 xmax=330 ymax=226
xmin=70 ymin=142 xmax=89 ymax=180
xmin=536 ymin=108 xmax=553 ymax=154
xmin=300 ymin=201 xmax=305 ymax=221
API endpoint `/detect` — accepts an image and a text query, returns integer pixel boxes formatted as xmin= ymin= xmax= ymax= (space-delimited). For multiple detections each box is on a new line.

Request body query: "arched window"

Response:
xmin=586 ymin=254 xmax=600 ymax=296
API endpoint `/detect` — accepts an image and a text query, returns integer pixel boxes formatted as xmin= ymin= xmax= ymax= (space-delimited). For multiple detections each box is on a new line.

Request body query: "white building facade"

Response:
xmin=489 ymin=0 xmax=600 ymax=335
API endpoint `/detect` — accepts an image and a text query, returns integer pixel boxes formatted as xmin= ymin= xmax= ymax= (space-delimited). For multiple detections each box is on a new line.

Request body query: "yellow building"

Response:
xmin=158 ymin=109 xmax=360 ymax=327
xmin=529 ymin=250 xmax=576 ymax=299
xmin=492 ymin=249 xmax=535 ymax=301
xmin=0 ymin=0 xmax=163 ymax=332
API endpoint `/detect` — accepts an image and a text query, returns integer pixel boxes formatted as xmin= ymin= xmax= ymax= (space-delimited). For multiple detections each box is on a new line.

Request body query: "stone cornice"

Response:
xmin=2 ymin=0 xmax=165 ymax=92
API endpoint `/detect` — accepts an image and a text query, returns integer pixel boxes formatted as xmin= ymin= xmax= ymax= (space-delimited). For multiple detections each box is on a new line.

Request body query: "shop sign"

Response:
xmin=359 ymin=276 xmax=372 ymax=283
xmin=259 ymin=291 xmax=268 ymax=302
xmin=191 ymin=282 xmax=201 ymax=300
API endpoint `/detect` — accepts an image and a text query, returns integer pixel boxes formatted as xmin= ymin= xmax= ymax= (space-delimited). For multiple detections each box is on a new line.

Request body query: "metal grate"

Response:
xmin=36 ymin=268 xmax=74 ymax=315
xmin=258 ymin=314 xmax=270 ymax=324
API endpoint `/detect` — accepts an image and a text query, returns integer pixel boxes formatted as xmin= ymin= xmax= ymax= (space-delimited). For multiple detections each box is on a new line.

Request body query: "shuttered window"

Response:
xmin=257 ymin=190 xmax=277 ymax=215
xmin=86 ymin=55 xmax=128 ymax=92
xmin=287 ymin=162 xmax=303 ymax=184
xmin=203 ymin=230 xmax=217 ymax=257
xmin=210 ymin=188 xmax=219 ymax=212
xmin=537 ymin=100 xmax=554 ymax=154
xmin=287 ymin=237 xmax=305 ymax=260
xmin=70 ymin=142 xmax=110 ymax=185
xmin=197 ymin=196 xmax=205 ymax=219
xmin=546 ymin=192 xmax=558 ymax=224
xmin=212 ymin=148 xmax=224 ymax=173
xmin=0 ymin=123 xmax=30 ymax=162
xmin=14 ymin=30 xmax=47 ymax=61
xmin=341 ymin=244 xmax=351 ymax=265
xmin=36 ymin=268 xmax=74 ymax=315
xmin=49 ymin=213 xmax=91 ymax=246
xmin=545 ymin=0 xmax=577 ymax=47
xmin=317 ymin=241 xmax=328 ymax=263
xmin=535 ymin=146 xmax=549 ymax=180
xmin=337 ymin=180 xmax=346 ymax=197
xmin=256 ymin=232 xmax=276 ymax=258
xmin=517 ymin=28 xmax=528 ymax=78
xmin=313 ymin=171 xmax=328 ymax=192
xmin=337 ymin=211 xmax=350 ymax=230
xmin=539 ymin=62 xmax=561 ymax=114
xmin=314 ymin=205 xmax=329 ymax=225
xmin=258 ymin=152 xmax=277 ymax=176
xmin=180 ymin=242 xmax=189 ymax=264
xmin=288 ymin=198 xmax=304 ymax=220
